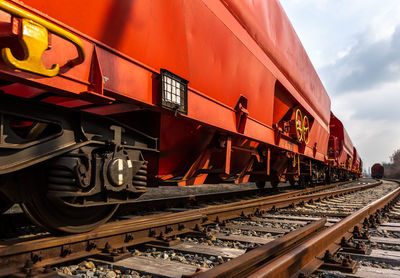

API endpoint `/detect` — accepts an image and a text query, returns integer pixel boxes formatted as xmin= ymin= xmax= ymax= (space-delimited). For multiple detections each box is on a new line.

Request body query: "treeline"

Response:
xmin=383 ymin=149 xmax=400 ymax=178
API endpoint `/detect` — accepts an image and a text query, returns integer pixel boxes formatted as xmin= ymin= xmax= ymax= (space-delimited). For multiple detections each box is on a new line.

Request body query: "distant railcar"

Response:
xmin=327 ymin=113 xmax=361 ymax=181
xmin=371 ymin=164 xmax=384 ymax=179
xmin=0 ymin=0 xmax=362 ymax=233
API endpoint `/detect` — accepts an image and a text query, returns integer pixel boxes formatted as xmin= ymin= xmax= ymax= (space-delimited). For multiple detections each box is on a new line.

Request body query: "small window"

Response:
xmin=160 ymin=69 xmax=188 ymax=114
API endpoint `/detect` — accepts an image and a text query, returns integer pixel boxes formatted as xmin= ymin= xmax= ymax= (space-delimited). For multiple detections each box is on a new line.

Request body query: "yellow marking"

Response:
xmin=2 ymin=19 xmax=59 ymax=77
xmin=303 ymin=115 xmax=310 ymax=144
xmin=0 ymin=0 xmax=85 ymax=76
xmin=295 ymin=109 xmax=303 ymax=142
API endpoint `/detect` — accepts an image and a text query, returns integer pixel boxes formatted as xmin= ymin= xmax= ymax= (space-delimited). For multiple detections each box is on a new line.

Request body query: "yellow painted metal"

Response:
xmin=295 ymin=108 xmax=303 ymax=142
xmin=0 ymin=0 xmax=85 ymax=76
xmin=303 ymin=115 xmax=310 ymax=144
xmin=2 ymin=18 xmax=59 ymax=77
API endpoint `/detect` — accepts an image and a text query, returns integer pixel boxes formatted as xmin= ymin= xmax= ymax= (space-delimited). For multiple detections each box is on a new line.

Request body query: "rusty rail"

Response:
xmin=201 ymin=181 xmax=382 ymax=224
xmin=117 ymin=179 xmax=356 ymax=216
xmin=195 ymin=219 xmax=327 ymax=278
xmin=249 ymin=187 xmax=400 ymax=278
xmin=200 ymin=180 xmax=399 ymax=278
xmin=0 ymin=180 xmax=352 ymax=237
xmin=0 ymin=180 xmax=379 ymax=276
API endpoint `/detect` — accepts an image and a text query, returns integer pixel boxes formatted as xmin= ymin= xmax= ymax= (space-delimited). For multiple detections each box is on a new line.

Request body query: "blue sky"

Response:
xmin=280 ymin=0 xmax=400 ymax=171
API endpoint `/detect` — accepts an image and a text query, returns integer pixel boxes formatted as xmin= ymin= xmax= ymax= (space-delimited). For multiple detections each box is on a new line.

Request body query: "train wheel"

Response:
xmin=270 ymin=172 xmax=280 ymax=188
xmin=20 ymin=169 xmax=118 ymax=234
xmin=298 ymin=176 xmax=308 ymax=188
xmin=270 ymin=180 xmax=279 ymax=188
xmin=256 ymin=181 xmax=266 ymax=189
xmin=325 ymin=174 xmax=331 ymax=184
xmin=0 ymin=193 xmax=13 ymax=214
xmin=22 ymin=194 xmax=118 ymax=234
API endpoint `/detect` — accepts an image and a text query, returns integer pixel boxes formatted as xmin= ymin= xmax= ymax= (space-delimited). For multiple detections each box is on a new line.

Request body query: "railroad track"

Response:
xmin=0 ymin=187 xmax=264 ymax=239
xmin=1 ymin=179 xmax=396 ymax=277
xmin=0 ymin=181 xmax=353 ymax=239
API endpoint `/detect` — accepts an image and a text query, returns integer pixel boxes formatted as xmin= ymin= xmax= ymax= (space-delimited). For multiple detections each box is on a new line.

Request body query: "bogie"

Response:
xmin=0 ymin=96 xmax=157 ymax=233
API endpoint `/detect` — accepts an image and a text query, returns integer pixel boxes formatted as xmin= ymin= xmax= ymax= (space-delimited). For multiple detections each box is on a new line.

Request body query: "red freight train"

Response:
xmin=371 ymin=164 xmax=384 ymax=179
xmin=0 ymin=0 xmax=361 ymax=233
xmin=328 ymin=113 xmax=362 ymax=181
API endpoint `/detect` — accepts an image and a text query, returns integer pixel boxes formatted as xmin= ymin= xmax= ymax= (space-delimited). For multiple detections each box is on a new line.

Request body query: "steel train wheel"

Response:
xmin=270 ymin=180 xmax=279 ymax=188
xmin=270 ymin=171 xmax=280 ymax=188
xmin=21 ymin=201 xmax=118 ymax=234
xmin=20 ymin=169 xmax=118 ymax=234
xmin=256 ymin=181 xmax=266 ymax=189
xmin=298 ymin=176 xmax=308 ymax=188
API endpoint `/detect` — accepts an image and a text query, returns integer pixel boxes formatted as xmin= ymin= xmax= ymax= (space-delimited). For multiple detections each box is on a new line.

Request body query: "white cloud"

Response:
xmin=280 ymin=0 xmax=400 ymax=68
xmin=368 ymin=4 xmax=400 ymax=41
xmin=331 ymin=81 xmax=400 ymax=168
xmin=280 ymin=0 xmax=400 ymax=170
xmin=337 ymin=45 xmax=353 ymax=59
xmin=321 ymin=26 xmax=400 ymax=94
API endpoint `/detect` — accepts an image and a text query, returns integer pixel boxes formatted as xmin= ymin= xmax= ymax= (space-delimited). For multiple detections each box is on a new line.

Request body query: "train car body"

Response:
xmin=371 ymin=163 xmax=384 ymax=179
xmin=327 ymin=112 xmax=360 ymax=180
xmin=0 ymin=0 xmax=359 ymax=233
xmin=352 ymin=147 xmax=362 ymax=174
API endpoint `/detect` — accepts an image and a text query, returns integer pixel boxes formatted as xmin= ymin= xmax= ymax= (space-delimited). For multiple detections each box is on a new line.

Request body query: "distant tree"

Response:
xmin=391 ymin=149 xmax=400 ymax=165
xmin=383 ymin=149 xmax=400 ymax=178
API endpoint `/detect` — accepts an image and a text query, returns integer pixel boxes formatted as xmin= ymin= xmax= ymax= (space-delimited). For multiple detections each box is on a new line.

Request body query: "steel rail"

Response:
xmin=248 ymin=184 xmax=400 ymax=277
xmin=118 ymin=180 xmax=356 ymax=216
xmin=0 ymin=180 xmax=351 ymax=236
xmin=195 ymin=219 xmax=327 ymax=278
xmin=201 ymin=181 xmax=382 ymax=224
xmin=0 ymin=180 xmax=378 ymax=276
xmin=1 ymin=188 xmax=263 ymax=232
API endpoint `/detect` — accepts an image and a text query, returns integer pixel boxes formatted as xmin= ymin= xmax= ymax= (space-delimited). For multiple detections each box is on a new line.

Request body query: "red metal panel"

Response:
xmin=2 ymin=1 xmax=330 ymax=148
xmin=352 ymin=147 xmax=361 ymax=172
xmin=221 ymin=0 xmax=331 ymax=125
xmin=158 ymin=114 xmax=214 ymax=176
xmin=329 ymin=113 xmax=354 ymax=167
xmin=343 ymin=127 xmax=354 ymax=160
xmin=14 ymin=0 xmax=330 ymax=139
xmin=183 ymin=0 xmax=276 ymax=126
xmin=0 ymin=0 xmax=349 ymax=181
xmin=19 ymin=0 xmax=190 ymax=80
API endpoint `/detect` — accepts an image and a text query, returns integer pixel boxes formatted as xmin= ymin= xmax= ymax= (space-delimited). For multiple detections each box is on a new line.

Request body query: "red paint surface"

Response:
xmin=0 ymin=0 xmax=361 ymax=179
xmin=329 ymin=113 xmax=354 ymax=168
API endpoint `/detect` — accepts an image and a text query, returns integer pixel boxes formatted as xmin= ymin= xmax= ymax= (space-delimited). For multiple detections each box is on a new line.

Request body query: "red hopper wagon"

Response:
xmin=371 ymin=163 xmax=384 ymax=179
xmin=328 ymin=112 xmax=361 ymax=181
xmin=0 ymin=0 xmax=361 ymax=233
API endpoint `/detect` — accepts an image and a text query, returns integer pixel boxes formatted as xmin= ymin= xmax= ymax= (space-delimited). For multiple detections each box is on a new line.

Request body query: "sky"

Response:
xmin=279 ymin=0 xmax=400 ymax=172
